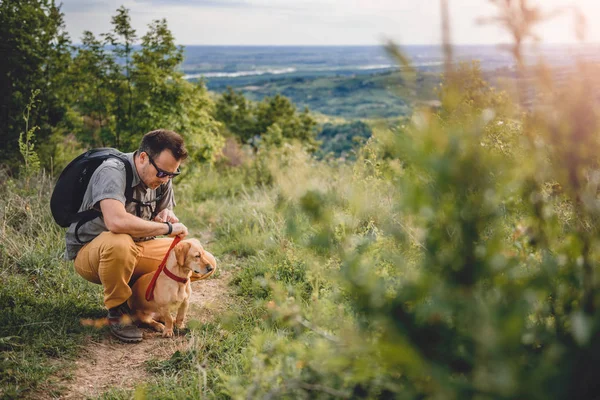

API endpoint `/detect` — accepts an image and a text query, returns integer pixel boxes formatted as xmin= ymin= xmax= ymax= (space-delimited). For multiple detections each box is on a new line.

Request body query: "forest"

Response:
xmin=2 ymin=0 xmax=600 ymax=399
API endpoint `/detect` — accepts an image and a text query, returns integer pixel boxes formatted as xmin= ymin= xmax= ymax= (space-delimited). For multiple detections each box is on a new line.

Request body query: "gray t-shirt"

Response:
xmin=65 ymin=152 xmax=175 ymax=260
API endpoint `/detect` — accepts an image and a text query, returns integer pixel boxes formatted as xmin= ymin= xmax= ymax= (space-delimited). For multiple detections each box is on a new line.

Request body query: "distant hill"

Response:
xmin=182 ymin=44 xmax=600 ymax=119
xmin=197 ymin=70 xmax=440 ymax=119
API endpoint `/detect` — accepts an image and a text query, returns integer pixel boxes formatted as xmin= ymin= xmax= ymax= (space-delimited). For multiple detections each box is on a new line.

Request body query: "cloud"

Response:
xmin=130 ymin=0 xmax=339 ymax=13
xmin=59 ymin=0 xmax=127 ymax=14
xmin=60 ymin=0 xmax=600 ymax=46
xmin=59 ymin=0 xmax=111 ymax=13
xmin=132 ymin=0 xmax=253 ymax=8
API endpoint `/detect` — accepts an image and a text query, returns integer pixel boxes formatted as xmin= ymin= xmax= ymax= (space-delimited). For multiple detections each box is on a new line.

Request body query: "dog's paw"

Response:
xmin=162 ymin=328 xmax=174 ymax=338
xmin=151 ymin=322 xmax=165 ymax=332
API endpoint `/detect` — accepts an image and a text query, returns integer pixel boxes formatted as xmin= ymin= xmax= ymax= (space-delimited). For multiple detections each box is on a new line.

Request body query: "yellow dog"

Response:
xmin=128 ymin=238 xmax=216 ymax=338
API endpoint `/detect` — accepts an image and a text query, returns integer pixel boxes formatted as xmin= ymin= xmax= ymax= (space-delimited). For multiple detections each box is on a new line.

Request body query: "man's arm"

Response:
xmin=100 ymin=199 xmax=188 ymax=237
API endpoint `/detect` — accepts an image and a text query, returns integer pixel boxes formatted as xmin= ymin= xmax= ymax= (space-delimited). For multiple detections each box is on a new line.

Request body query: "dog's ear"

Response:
xmin=175 ymin=241 xmax=192 ymax=266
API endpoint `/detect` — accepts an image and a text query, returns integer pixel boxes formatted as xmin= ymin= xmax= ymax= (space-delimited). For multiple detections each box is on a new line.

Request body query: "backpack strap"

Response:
xmin=74 ymin=209 xmax=102 ymax=244
xmin=74 ymin=155 xmax=134 ymax=244
xmin=121 ymin=155 xmax=134 ymax=203
xmin=150 ymin=184 xmax=166 ymax=221
xmin=129 ymin=182 xmax=167 ymax=220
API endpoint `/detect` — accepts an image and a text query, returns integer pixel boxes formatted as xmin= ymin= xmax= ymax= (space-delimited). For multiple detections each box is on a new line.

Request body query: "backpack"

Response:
xmin=50 ymin=148 xmax=134 ymax=239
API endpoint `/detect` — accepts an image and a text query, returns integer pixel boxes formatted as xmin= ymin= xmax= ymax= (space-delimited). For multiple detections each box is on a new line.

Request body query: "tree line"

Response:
xmin=0 ymin=0 xmax=318 ymax=173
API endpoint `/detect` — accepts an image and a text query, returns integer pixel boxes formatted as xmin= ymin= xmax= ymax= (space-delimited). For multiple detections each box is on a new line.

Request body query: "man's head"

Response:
xmin=136 ymin=129 xmax=188 ymax=189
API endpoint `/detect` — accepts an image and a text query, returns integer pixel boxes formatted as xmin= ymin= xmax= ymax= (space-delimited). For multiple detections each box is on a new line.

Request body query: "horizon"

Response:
xmin=70 ymin=42 xmax=600 ymax=48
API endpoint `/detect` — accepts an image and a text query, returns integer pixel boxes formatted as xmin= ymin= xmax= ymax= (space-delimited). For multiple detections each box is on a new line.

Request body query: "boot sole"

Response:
xmin=110 ymin=330 xmax=143 ymax=343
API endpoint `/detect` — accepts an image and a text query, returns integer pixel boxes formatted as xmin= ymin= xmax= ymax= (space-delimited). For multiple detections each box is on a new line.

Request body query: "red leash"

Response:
xmin=145 ymin=236 xmax=183 ymax=301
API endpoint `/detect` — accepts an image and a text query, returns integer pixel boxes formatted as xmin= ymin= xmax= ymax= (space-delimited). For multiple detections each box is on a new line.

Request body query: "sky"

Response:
xmin=59 ymin=0 xmax=600 ymax=46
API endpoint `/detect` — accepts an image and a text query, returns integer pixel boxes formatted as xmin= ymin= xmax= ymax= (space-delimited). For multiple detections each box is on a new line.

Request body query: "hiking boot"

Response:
xmin=107 ymin=302 xmax=142 ymax=343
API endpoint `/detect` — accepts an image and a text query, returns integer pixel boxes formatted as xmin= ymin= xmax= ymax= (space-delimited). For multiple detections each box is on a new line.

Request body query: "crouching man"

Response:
xmin=65 ymin=129 xmax=197 ymax=342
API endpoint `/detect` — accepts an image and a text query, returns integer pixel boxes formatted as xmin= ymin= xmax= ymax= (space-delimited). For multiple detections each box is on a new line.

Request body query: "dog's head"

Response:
xmin=174 ymin=239 xmax=216 ymax=277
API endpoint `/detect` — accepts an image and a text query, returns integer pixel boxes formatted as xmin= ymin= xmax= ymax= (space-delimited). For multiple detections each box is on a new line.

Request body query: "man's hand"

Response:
xmin=154 ymin=209 xmax=179 ymax=223
xmin=100 ymin=199 xmax=180 ymax=238
xmin=170 ymin=222 xmax=188 ymax=238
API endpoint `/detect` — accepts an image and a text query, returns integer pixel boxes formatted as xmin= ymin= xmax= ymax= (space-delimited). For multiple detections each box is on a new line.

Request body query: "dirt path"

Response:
xmin=60 ymin=269 xmax=232 ymax=399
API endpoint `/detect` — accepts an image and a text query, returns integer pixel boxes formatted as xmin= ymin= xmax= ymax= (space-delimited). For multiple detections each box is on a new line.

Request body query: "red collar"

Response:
xmin=146 ymin=236 xmax=184 ymax=301
xmin=163 ymin=266 xmax=189 ymax=284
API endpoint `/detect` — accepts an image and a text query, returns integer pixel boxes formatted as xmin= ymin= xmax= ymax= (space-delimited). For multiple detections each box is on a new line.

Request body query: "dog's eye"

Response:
xmin=195 ymin=254 xmax=201 ymax=258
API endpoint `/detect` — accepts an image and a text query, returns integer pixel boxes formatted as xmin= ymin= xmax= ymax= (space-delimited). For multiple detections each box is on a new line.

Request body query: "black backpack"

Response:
xmin=50 ymin=148 xmax=134 ymax=240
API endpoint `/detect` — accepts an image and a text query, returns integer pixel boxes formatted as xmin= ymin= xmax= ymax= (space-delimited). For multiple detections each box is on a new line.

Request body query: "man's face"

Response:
xmin=139 ymin=150 xmax=181 ymax=189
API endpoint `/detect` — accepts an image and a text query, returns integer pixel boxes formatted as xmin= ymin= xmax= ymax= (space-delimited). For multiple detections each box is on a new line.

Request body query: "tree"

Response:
xmin=175 ymin=82 xmax=224 ymax=166
xmin=103 ymin=6 xmax=137 ymax=148
xmin=215 ymin=90 xmax=318 ymax=150
xmin=0 ymin=0 xmax=72 ymax=168
xmin=130 ymin=18 xmax=184 ymax=144
xmin=254 ymin=95 xmax=317 ymax=149
xmin=70 ymin=31 xmax=116 ymax=146
xmin=318 ymin=121 xmax=372 ymax=158
xmin=215 ymin=87 xmax=255 ymax=142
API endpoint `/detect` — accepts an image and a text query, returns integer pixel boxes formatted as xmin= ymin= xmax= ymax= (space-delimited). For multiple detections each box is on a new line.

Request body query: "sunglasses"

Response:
xmin=147 ymin=155 xmax=181 ymax=179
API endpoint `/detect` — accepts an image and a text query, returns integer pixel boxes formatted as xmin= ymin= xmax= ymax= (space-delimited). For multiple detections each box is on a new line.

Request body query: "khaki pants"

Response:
xmin=74 ymin=232 xmax=176 ymax=309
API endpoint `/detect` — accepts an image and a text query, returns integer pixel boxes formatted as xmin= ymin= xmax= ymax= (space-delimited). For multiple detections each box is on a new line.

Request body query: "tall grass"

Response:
xmin=0 ymin=172 xmax=106 ymax=399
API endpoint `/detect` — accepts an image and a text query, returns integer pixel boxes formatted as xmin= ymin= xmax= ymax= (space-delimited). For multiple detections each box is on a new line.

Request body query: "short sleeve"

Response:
xmin=89 ymin=161 xmax=127 ymax=210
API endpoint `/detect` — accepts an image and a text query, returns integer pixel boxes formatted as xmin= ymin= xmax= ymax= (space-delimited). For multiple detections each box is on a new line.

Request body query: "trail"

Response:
xmin=59 ymin=269 xmax=232 ymax=399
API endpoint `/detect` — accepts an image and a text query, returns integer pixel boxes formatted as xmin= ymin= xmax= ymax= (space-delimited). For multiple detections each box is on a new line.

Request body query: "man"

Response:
xmin=66 ymin=129 xmax=192 ymax=343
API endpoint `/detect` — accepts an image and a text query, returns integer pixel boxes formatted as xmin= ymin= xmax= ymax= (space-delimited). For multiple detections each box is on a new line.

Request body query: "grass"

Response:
xmin=0 ymin=174 xmax=106 ymax=399
xmin=0 ymin=149 xmax=320 ymax=398
xmin=56 ymin=147 xmax=381 ymax=398
xmin=1 ymin=118 xmax=566 ymax=399
xmin=140 ymin=146 xmax=410 ymax=398
xmin=0 ymin=135 xmax=427 ymax=399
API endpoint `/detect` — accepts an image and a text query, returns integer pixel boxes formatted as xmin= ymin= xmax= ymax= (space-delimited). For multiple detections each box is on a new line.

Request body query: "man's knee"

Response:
xmin=98 ymin=232 xmax=139 ymax=261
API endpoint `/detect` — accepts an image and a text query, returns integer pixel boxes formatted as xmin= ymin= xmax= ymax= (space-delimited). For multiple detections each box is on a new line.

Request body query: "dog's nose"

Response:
xmin=206 ymin=266 xmax=213 ymax=272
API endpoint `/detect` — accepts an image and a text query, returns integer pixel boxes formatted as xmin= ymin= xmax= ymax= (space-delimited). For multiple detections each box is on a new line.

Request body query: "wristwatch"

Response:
xmin=165 ymin=221 xmax=173 ymax=235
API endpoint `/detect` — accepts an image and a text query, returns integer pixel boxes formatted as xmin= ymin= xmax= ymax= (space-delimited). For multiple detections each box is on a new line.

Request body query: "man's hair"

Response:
xmin=138 ymin=129 xmax=188 ymax=161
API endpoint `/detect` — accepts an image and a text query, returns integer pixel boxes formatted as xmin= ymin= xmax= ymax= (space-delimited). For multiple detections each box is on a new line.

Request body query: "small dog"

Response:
xmin=128 ymin=239 xmax=216 ymax=338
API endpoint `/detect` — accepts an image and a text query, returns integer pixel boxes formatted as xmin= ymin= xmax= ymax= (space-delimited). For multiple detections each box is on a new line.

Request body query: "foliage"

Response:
xmin=0 ymin=5 xmax=223 ymax=170
xmin=437 ymin=61 xmax=512 ymax=122
xmin=69 ymin=30 xmax=117 ymax=146
xmin=215 ymin=88 xmax=318 ymax=150
xmin=79 ymin=8 xmax=224 ymax=164
xmin=0 ymin=0 xmax=71 ymax=168
xmin=214 ymin=87 xmax=255 ymax=142
xmin=129 ymin=18 xmax=184 ymax=141
xmin=176 ymin=81 xmax=225 ymax=166
xmin=317 ymin=120 xmax=373 ymax=158
xmin=103 ymin=5 xmax=137 ymax=148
